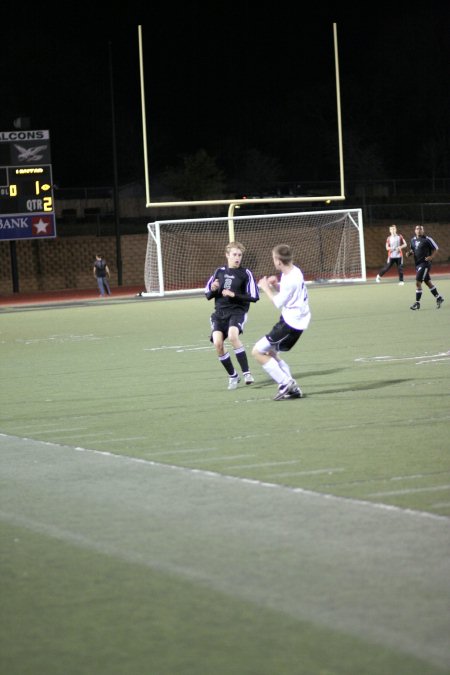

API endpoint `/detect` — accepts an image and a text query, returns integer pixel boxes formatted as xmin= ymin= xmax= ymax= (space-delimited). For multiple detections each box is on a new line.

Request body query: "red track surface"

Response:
xmin=0 ymin=286 xmax=144 ymax=306
xmin=1 ymin=266 xmax=448 ymax=307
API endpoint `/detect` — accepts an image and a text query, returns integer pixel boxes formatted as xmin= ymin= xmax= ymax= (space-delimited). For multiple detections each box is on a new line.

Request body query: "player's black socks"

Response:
xmin=219 ymin=352 xmax=236 ymax=376
xmin=234 ymin=346 xmax=250 ymax=374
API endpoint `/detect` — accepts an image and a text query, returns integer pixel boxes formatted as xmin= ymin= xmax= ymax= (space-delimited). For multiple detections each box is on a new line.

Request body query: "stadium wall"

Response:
xmin=0 ymin=222 xmax=449 ymax=295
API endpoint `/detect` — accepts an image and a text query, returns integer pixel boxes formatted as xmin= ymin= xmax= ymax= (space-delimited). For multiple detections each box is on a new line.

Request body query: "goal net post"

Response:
xmin=142 ymin=208 xmax=365 ymax=297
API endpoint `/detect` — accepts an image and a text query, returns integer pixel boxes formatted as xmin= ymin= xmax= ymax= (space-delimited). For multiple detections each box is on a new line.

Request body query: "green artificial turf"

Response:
xmin=1 ymin=280 xmax=449 ymax=674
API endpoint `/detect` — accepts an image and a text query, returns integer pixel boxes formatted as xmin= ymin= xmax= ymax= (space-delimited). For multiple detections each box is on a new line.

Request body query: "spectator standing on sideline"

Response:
xmin=376 ymin=224 xmax=407 ymax=284
xmin=205 ymin=241 xmax=259 ymax=390
xmin=93 ymin=254 xmax=111 ymax=297
xmin=252 ymin=244 xmax=310 ymax=401
xmin=406 ymin=225 xmax=444 ymax=310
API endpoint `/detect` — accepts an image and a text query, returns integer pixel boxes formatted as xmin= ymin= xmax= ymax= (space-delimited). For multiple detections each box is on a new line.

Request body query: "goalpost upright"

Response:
xmin=138 ymin=23 xmax=346 ymax=217
xmin=137 ymin=24 xmax=366 ymax=297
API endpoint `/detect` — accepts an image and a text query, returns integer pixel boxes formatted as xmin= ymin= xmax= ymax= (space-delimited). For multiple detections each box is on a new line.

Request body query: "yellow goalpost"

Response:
xmin=138 ymin=23 xmax=346 ymax=219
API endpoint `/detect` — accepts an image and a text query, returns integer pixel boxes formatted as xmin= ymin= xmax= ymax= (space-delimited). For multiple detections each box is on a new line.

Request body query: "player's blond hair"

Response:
xmin=225 ymin=241 xmax=246 ymax=254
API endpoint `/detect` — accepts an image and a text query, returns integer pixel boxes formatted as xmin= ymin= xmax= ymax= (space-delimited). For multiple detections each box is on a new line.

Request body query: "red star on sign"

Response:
xmin=32 ymin=216 xmax=54 ymax=236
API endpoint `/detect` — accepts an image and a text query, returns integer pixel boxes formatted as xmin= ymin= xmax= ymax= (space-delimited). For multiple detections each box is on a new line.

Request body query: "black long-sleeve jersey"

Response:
xmin=205 ymin=266 xmax=259 ymax=314
xmin=409 ymin=235 xmax=438 ymax=266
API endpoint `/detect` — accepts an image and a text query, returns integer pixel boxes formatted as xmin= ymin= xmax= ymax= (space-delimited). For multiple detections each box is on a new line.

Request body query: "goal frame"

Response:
xmin=142 ymin=208 xmax=366 ymax=297
xmin=138 ymin=23 xmax=345 ymax=209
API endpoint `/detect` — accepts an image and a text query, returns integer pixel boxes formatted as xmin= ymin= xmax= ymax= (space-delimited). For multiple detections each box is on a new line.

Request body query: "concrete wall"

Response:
xmin=363 ymin=222 xmax=449 ymax=269
xmin=1 ymin=221 xmax=449 ymax=295
xmin=0 ymin=234 xmax=147 ymax=294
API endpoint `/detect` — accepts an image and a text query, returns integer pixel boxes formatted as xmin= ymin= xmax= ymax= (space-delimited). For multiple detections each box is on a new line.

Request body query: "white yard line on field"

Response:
xmin=1 ymin=432 xmax=449 ymax=671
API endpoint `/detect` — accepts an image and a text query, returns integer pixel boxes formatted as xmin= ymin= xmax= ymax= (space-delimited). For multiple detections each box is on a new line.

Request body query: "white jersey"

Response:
xmin=273 ymin=265 xmax=311 ymax=330
xmin=387 ymin=233 xmax=405 ymax=259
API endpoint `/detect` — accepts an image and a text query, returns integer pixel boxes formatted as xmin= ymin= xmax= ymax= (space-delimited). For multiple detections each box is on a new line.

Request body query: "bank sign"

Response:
xmin=0 ymin=130 xmax=57 ymax=241
xmin=0 ymin=213 xmax=56 ymax=239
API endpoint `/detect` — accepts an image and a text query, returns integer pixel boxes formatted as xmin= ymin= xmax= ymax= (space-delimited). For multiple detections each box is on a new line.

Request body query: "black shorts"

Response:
xmin=210 ymin=309 xmax=247 ymax=341
xmin=266 ymin=317 xmax=303 ymax=352
xmin=416 ymin=262 xmax=431 ymax=283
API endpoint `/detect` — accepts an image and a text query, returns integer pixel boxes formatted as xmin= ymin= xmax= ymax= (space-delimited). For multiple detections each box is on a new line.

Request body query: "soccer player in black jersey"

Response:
xmin=205 ymin=241 xmax=259 ymax=389
xmin=406 ymin=225 xmax=444 ymax=310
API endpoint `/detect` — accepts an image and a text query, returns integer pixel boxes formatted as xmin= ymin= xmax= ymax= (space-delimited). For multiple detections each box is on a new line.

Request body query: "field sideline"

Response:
xmin=1 ymin=279 xmax=449 ymax=674
xmin=1 ymin=263 xmax=449 ymax=307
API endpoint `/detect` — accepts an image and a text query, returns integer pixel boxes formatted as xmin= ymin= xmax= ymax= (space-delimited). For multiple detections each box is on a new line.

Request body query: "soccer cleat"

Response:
xmin=376 ymin=275 xmax=381 ymax=283
xmin=436 ymin=297 xmax=444 ymax=309
xmin=282 ymin=386 xmax=303 ymax=400
xmin=399 ymin=281 xmax=404 ymax=285
xmin=273 ymin=379 xmax=298 ymax=401
xmin=228 ymin=375 xmax=241 ymax=390
xmin=410 ymin=302 xmax=420 ymax=311
xmin=244 ymin=373 xmax=255 ymax=385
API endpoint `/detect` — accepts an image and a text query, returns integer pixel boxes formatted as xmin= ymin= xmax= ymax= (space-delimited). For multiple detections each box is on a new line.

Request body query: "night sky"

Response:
xmin=2 ymin=1 xmax=450 ymax=190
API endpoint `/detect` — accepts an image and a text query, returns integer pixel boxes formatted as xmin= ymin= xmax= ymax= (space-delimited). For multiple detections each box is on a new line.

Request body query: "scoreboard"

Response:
xmin=0 ymin=129 xmax=57 ymax=241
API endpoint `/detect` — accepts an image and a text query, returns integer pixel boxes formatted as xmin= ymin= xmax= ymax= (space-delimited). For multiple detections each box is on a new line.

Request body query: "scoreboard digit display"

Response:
xmin=0 ymin=129 xmax=57 ymax=241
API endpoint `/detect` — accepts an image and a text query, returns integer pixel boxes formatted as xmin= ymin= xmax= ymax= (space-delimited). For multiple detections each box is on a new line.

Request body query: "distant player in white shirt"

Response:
xmin=252 ymin=244 xmax=311 ymax=401
xmin=376 ymin=224 xmax=407 ymax=284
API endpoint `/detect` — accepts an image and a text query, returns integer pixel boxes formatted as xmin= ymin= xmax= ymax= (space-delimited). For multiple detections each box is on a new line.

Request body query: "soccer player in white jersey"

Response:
xmin=376 ymin=224 xmax=407 ymax=284
xmin=252 ymin=244 xmax=311 ymax=401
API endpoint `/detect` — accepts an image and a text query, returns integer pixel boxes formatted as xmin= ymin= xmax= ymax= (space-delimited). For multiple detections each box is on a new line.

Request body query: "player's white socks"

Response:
xmin=278 ymin=359 xmax=292 ymax=378
xmin=263 ymin=357 xmax=290 ymax=385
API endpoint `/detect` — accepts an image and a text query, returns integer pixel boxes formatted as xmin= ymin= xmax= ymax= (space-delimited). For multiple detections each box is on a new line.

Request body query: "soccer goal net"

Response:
xmin=142 ymin=208 xmax=365 ymax=296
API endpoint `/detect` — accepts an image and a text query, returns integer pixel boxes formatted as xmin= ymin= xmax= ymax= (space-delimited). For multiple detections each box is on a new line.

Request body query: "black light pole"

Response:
xmin=10 ymin=241 xmax=19 ymax=292
xmin=108 ymin=41 xmax=122 ymax=286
